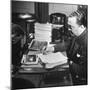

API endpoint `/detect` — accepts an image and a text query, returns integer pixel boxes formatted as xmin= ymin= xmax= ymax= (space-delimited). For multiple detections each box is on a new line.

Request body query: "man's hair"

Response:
xmin=69 ymin=10 xmax=87 ymax=27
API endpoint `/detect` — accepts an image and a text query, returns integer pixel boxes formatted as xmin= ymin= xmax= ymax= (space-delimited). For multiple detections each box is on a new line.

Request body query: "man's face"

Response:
xmin=68 ymin=16 xmax=80 ymax=36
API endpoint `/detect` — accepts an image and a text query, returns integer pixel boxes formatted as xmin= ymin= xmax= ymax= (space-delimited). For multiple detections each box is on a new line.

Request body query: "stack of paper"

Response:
xmin=34 ymin=23 xmax=52 ymax=44
xmin=38 ymin=52 xmax=68 ymax=69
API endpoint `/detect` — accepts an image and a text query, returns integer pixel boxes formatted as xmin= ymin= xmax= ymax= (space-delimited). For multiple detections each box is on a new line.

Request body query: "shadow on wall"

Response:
xmin=49 ymin=3 xmax=78 ymax=16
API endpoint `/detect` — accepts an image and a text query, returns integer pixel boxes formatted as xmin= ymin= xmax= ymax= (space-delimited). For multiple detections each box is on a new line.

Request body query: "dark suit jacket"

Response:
xmin=54 ymin=30 xmax=87 ymax=78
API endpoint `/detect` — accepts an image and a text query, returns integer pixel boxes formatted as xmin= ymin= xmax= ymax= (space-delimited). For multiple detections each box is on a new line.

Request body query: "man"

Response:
xmin=43 ymin=10 xmax=87 ymax=85
xmin=12 ymin=23 xmax=25 ymax=67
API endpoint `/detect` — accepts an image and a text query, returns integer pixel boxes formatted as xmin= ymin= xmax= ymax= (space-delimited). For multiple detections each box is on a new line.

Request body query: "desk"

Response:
xmin=12 ymin=63 xmax=73 ymax=89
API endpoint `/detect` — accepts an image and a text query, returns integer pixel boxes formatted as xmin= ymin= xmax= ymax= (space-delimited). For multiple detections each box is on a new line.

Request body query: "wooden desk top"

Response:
xmin=20 ymin=49 xmax=68 ymax=74
xmin=18 ymin=63 xmax=69 ymax=74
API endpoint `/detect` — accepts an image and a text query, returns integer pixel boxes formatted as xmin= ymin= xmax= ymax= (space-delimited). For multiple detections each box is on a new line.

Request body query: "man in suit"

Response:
xmin=43 ymin=10 xmax=87 ymax=85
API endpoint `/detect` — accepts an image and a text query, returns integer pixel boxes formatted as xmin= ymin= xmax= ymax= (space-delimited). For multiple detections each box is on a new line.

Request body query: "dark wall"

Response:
xmin=11 ymin=1 xmax=34 ymax=14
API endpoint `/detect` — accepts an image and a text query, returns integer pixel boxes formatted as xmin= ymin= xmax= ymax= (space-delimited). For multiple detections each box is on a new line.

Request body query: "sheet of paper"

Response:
xmin=38 ymin=52 xmax=68 ymax=64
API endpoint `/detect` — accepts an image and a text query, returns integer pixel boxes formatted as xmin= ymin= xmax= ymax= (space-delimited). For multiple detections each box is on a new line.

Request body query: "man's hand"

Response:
xmin=42 ymin=46 xmax=54 ymax=55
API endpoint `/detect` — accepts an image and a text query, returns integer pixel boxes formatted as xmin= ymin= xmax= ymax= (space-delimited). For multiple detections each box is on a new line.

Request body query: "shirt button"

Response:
xmin=77 ymin=53 xmax=80 ymax=57
xmin=70 ymin=61 xmax=73 ymax=65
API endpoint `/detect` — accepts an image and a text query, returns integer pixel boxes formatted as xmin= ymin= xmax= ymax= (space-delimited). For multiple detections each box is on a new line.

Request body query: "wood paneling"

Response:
xmin=12 ymin=1 xmax=34 ymax=14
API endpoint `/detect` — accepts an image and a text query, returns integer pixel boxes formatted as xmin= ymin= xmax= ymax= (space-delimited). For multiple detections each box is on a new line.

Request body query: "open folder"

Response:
xmin=38 ymin=52 xmax=68 ymax=69
xmin=28 ymin=39 xmax=48 ymax=51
